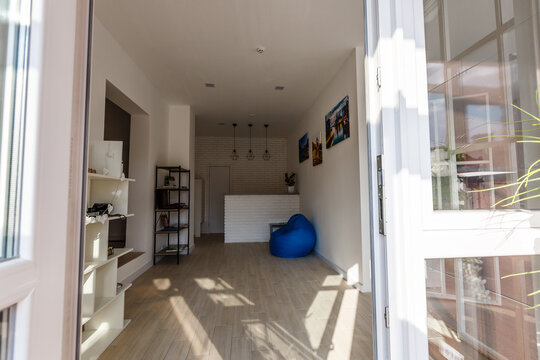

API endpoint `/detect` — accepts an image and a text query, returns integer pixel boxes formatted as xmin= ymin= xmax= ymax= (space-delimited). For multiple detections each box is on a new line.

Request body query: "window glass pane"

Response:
xmin=426 ymin=255 xmax=540 ymax=359
xmin=445 ymin=0 xmax=497 ymax=58
xmin=0 ymin=0 xmax=29 ymax=259
xmin=500 ymin=0 xmax=514 ymax=24
xmin=0 ymin=306 xmax=14 ymax=360
xmin=425 ymin=0 xmax=540 ymax=210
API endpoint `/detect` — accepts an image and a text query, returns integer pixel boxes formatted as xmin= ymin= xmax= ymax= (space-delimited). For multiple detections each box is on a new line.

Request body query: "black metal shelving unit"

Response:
xmin=153 ymin=165 xmax=191 ymax=265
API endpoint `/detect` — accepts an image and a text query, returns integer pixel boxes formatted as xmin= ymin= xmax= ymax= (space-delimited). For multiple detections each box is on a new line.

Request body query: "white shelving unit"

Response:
xmin=81 ymin=141 xmax=134 ymax=360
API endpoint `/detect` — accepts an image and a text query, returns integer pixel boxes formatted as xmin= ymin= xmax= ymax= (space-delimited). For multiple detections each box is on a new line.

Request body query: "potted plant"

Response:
xmin=285 ymin=172 xmax=296 ymax=193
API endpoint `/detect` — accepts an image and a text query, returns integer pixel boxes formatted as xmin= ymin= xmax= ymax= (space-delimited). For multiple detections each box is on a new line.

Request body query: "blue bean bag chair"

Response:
xmin=270 ymin=214 xmax=316 ymax=258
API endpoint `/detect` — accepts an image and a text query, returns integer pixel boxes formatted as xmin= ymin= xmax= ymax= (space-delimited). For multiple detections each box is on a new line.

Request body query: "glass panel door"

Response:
xmin=422 ymin=0 xmax=540 ymax=358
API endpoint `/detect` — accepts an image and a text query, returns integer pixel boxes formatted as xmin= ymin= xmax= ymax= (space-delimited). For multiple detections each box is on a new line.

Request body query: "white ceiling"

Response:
xmin=95 ymin=0 xmax=363 ymax=137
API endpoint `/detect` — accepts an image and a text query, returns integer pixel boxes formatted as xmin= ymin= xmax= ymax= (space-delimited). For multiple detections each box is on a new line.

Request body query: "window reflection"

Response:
xmin=0 ymin=306 xmax=14 ymax=360
xmin=425 ymin=0 xmax=540 ymax=210
xmin=426 ymin=255 xmax=540 ymax=360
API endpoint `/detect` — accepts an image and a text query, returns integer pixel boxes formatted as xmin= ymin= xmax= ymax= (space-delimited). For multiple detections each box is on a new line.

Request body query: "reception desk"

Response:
xmin=224 ymin=194 xmax=300 ymax=243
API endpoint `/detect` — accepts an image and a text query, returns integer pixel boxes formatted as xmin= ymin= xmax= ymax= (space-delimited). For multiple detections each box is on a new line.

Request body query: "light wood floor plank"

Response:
xmin=98 ymin=234 xmax=373 ymax=360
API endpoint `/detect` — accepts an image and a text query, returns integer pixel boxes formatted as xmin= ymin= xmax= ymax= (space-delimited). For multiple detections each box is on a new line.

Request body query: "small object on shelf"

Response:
xmin=117 ymin=283 xmax=123 ymax=291
xmin=88 ymin=168 xmax=97 ymax=174
xmin=107 ymin=247 xmax=114 ymax=256
xmin=164 ymin=246 xmax=179 ymax=253
xmin=160 ymin=214 xmax=168 ymax=228
xmin=87 ymin=203 xmax=113 ymax=217
xmin=164 ymin=175 xmax=176 ymax=187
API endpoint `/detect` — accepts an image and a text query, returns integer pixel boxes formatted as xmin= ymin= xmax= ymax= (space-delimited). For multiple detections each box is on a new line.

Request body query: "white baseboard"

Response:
xmin=314 ymin=251 xmax=371 ymax=293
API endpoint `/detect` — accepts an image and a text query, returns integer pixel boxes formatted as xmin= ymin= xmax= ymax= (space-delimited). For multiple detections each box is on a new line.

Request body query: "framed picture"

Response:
xmin=325 ymin=95 xmax=350 ymax=148
xmin=312 ymin=132 xmax=322 ymax=166
xmin=299 ymin=132 xmax=309 ymax=163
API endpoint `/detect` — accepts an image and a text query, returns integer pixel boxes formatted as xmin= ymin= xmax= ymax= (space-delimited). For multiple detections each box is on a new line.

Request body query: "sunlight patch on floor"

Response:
xmin=194 ymin=277 xmax=218 ymax=290
xmin=305 ymin=290 xmax=338 ymax=349
xmin=152 ymin=278 xmax=171 ymax=290
xmin=322 ymin=275 xmax=343 ymax=287
xmin=209 ymin=293 xmax=246 ymax=307
xmin=328 ymin=289 xmax=358 ymax=360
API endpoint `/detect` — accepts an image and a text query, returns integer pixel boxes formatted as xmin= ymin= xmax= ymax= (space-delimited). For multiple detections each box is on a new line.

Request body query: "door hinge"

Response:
xmin=384 ymin=306 xmax=390 ymax=328
xmin=376 ymin=67 xmax=382 ymax=89
xmin=377 ymin=155 xmax=386 ymax=235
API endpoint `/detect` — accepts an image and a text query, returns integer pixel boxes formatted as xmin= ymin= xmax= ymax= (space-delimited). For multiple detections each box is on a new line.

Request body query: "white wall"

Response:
xmin=195 ymin=136 xmax=288 ymax=233
xmin=89 ymin=18 xmax=170 ymax=280
xmin=167 ymin=105 xmax=196 ymax=251
xmin=287 ymin=48 xmax=370 ymax=291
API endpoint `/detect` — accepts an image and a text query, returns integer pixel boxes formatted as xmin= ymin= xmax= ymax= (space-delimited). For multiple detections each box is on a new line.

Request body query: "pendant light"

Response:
xmin=230 ymin=123 xmax=239 ymax=160
xmin=247 ymin=124 xmax=255 ymax=160
xmin=262 ymin=124 xmax=271 ymax=160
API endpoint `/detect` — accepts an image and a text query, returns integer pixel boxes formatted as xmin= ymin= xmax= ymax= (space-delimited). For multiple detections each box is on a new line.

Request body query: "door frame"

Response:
xmin=0 ymin=0 xmax=90 ymax=358
xmin=364 ymin=0 xmax=390 ymax=358
xmin=207 ymin=165 xmax=231 ymax=234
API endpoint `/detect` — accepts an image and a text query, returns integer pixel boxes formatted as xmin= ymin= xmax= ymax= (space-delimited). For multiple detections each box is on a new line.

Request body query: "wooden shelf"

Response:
xmin=88 ymin=173 xmax=136 ymax=182
xmin=83 ymin=248 xmax=133 ymax=275
xmin=81 ymin=319 xmax=131 ymax=360
xmin=155 ymin=187 xmax=190 ymax=191
xmin=155 ymin=226 xmax=188 ymax=234
xmin=154 ymin=165 xmax=191 ymax=265
xmin=155 ymin=207 xmax=189 ymax=212
xmin=154 ymin=245 xmax=188 ymax=256
xmin=118 ymin=251 xmax=144 ymax=268
xmin=83 ymin=141 xmax=134 ymax=359
xmin=81 ymin=283 xmax=132 ymax=326
xmin=156 ymin=165 xmax=190 ymax=173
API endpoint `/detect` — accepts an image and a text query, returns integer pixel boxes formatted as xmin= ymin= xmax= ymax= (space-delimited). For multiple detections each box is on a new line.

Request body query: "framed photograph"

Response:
xmin=312 ymin=132 xmax=323 ymax=166
xmin=325 ymin=95 xmax=350 ymax=148
xmin=299 ymin=132 xmax=309 ymax=163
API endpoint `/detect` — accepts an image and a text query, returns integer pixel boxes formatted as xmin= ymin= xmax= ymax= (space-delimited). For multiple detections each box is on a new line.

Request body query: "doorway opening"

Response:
xmin=79 ymin=1 xmax=374 ymax=359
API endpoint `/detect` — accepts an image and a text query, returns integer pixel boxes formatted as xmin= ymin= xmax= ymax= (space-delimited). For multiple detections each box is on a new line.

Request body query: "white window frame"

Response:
xmin=0 ymin=0 xmax=89 ymax=358
xmin=366 ymin=0 xmax=540 ymax=358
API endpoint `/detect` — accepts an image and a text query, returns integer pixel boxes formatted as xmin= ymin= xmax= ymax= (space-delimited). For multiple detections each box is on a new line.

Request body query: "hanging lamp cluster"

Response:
xmin=229 ymin=123 xmax=271 ymax=161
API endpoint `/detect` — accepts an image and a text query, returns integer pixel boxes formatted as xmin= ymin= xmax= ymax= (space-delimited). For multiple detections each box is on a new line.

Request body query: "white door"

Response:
xmin=207 ymin=166 xmax=230 ymax=233
xmin=367 ymin=0 xmax=540 ymax=358
xmin=0 ymin=0 xmax=86 ymax=358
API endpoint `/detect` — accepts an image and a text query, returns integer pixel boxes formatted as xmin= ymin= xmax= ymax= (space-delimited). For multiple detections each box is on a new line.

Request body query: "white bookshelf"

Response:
xmin=81 ymin=141 xmax=134 ymax=360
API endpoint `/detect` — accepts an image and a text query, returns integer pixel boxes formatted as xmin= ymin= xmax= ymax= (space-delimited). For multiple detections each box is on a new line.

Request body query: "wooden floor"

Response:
xmin=100 ymin=235 xmax=373 ymax=360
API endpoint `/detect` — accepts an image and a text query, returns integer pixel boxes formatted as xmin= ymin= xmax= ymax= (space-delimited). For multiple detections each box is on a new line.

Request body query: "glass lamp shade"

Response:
xmin=230 ymin=149 xmax=239 ymax=160
xmin=247 ymin=149 xmax=255 ymax=160
xmin=263 ymin=150 xmax=271 ymax=160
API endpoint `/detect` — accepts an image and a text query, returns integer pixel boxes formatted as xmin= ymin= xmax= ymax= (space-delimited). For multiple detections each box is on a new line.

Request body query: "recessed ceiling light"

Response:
xmin=275 ymin=86 xmax=285 ymax=91
xmin=256 ymin=47 xmax=265 ymax=54
xmin=205 ymin=83 xmax=216 ymax=88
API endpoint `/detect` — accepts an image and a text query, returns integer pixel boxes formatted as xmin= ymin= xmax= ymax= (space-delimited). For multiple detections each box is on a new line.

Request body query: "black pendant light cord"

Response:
xmin=263 ymin=124 xmax=270 ymax=160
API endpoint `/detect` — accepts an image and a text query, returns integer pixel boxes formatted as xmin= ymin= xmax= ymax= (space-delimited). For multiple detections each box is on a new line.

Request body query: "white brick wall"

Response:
xmin=224 ymin=195 xmax=300 ymax=243
xmin=195 ymin=136 xmax=289 ymax=232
